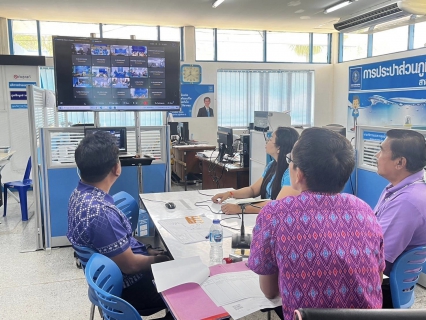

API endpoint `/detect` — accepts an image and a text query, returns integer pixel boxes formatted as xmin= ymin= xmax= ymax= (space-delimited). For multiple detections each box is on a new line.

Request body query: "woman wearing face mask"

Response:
xmin=212 ymin=127 xmax=300 ymax=214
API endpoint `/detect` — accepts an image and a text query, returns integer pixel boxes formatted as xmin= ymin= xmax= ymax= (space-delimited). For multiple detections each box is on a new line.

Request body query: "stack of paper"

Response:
xmin=223 ymin=197 xmax=266 ymax=205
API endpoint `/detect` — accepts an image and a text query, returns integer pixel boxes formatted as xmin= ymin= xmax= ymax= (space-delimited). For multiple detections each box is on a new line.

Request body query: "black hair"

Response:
xmin=204 ymin=97 xmax=211 ymax=102
xmin=386 ymin=129 xmax=426 ymax=173
xmin=292 ymin=127 xmax=355 ymax=193
xmin=75 ymin=131 xmax=120 ymax=183
xmin=260 ymin=127 xmax=299 ymax=199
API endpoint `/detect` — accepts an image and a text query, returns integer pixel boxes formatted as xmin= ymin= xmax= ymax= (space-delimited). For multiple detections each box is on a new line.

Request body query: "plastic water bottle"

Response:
xmin=209 ymin=219 xmax=223 ymax=266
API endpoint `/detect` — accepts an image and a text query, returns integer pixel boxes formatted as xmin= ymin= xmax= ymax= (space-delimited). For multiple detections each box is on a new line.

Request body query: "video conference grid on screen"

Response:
xmin=53 ymin=36 xmax=180 ymax=111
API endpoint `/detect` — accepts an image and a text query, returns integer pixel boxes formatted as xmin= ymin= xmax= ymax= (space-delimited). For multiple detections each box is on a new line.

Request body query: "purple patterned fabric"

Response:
xmin=248 ymin=192 xmax=385 ymax=320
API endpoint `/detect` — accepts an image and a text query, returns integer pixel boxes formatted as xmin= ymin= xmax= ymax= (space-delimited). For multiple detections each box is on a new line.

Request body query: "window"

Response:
xmin=372 ymin=26 xmax=408 ymax=56
xmin=414 ymin=22 xmax=426 ymax=49
xmin=217 ymin=70 xmax=313 ymax=127
xmin=195 ymin=28 xmax=215 ymax=61
xmin=39 ymin=21 xmax=100 ymax=56
xmin=217 ymin=30 xmax=264 ymax=62
xmin=267 ymin=32 xmax=310 ymax=62
xmin=102 ymin=24 xmax=158 ymax=40
xmin=342 ymin=33 xmax=368 ymax=62
xmin=159 ymin=27 xmax=180 ymax=41
xmin=11 ymin=20 xmax=39 ymax=55
xmin=312 ymin=34 xmax=329 ymax=63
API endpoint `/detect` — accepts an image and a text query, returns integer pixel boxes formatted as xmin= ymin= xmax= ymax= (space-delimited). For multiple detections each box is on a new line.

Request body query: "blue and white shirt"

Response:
xmin=261 ymin=160 xmax=290 ymax=199
xmin=67 ymin=181 xmax=148 ymax=288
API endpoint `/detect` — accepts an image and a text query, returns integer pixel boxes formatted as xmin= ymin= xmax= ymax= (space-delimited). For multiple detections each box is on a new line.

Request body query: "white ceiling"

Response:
xmin=1 ymin=0 xmax=396 ymax=32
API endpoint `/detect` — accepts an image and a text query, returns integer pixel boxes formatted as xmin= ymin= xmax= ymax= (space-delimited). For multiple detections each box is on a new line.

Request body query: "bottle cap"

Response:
xmin=213 ymin=219 xmax=220 ymax=224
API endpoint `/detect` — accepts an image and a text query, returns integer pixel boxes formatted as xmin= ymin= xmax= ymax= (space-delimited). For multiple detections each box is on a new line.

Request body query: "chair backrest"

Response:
xmin=95 ymin=289 xmax=141 ymax=320
xmin=390 ymin=246 xmax=426 ymax=308
xmin=294 ymin=308 xmax=426 ymax=320
xmin=73 ymin=245 xmax=98 ymax=270
xmin=112 ymin=191 xmax=139 ymax=232
xmin=85 ymin=253 xmax=123 ymax=298
xmin=23 ymin=157 xmax=32 ymax=181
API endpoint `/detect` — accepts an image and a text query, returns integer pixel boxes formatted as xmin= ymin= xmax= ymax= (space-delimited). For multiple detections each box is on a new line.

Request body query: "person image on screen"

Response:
xmin=67 ymin=132 xmax=172 ymax=318
xmin=212 ymin=127 xmax=300 ymax=214
xmin=248 ymin=128 xmax=385 ymax=320
xmin=197 ymin=97 xmax=214 ymax=117
xmin=373 ymin=129 xmax=426 ymax=308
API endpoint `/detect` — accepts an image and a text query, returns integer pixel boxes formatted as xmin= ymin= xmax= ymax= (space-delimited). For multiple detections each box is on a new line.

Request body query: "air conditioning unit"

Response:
xmin=334 ymin=1 xmax=426 ymax=33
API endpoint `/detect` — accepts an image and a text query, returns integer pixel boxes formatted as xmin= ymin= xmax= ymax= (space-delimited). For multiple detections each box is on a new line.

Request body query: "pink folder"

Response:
xmin=161 ymin=261 xmax=249 ymax=320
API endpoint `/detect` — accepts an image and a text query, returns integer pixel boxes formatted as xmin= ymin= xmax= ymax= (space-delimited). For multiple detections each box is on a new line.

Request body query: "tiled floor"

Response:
xmin=0 ymin=190 xmax=425 ymax=320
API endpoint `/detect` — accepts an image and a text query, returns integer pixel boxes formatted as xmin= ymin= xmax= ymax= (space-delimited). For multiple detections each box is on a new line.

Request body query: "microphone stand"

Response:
xmin=231 ymin=204 xmax=252 ymax=254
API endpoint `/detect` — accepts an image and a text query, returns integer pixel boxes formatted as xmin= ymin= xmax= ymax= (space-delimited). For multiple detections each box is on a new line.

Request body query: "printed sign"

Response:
xmin=10 ymin=104 xmax=28 ymax=109
xmin=171 ymin=84 xmax=215 ymax=118
xmin=348 ymin=55 xmax=426 ymax=129
xmin=10 ymin=91 xmax=27 ymax=100
xmin=363 ymin=131 xmax=386 ymax=142
xmin=9 ymin=82 xmax=37 ymax=89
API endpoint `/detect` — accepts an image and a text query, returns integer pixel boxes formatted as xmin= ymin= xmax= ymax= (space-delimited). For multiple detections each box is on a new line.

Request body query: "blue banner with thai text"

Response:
xmin=349 ymin=55 xmax=426 ymax=91
xmin=363 ymin=131 xmax=386 ymax=142
xmin=11 ymin=104 xmax=28 ymax=109
xmin=10 ymin=91 xmax=27 ymax=100
xmin=9 ymin=82 xmax=37 ymax=89
xmin=171 ymin=84 xmax=215 ymax=118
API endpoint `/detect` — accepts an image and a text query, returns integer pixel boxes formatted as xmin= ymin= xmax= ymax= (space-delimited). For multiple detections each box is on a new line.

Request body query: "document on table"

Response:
xmin=223 ymin=297 xmax=282 ymax=320
xmin=223 ymin=197 xmax=266 ymax=205
xmin=151 ymin=256 xmax=210 ymax=292
xmin=158 ymin=216 xmax=233 ymax=244
xmin=201 ymin=270 xmax=265 ymax=306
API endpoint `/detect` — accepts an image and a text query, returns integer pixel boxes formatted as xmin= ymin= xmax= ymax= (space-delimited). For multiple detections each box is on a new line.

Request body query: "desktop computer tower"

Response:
xmin=240 ymin=134 xmax=250 ymax=168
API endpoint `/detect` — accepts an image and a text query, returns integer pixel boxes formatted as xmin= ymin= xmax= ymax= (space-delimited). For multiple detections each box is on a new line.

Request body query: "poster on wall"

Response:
xmin=348 ymin=56 xmax=426 ymax=131
xmin=172 ymin=84 xmax=215 ymax=118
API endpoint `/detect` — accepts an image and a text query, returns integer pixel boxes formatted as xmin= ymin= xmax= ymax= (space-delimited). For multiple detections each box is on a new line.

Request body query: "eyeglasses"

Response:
xmin=286 ymin=153 xmax=293 ymax=165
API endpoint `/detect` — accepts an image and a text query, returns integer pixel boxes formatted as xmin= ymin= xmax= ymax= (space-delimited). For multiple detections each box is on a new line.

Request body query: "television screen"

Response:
xmin=53 ymin=36 xmax=181 ymax=112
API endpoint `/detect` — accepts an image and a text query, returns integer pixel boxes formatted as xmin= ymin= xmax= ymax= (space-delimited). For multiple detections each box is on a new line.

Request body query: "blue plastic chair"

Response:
xmin=112 ymin=191 xmax=141 ymax=233
xmin=390 ymin=246 xmax=426 ymax=308
xmin=73 ymin=245 xmax=99 ymax=320
xmin=3 ymin=157 xmax=32 ymax=221
xmin=95 ymin=289 xmax=142 ymax=320
xmin=85 ymin=254 xmax=124 ymax=319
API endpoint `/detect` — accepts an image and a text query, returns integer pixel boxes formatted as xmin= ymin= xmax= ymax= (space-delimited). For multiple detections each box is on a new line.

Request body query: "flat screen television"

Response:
xmin=53 ymin=36 xmax=181 ymax=112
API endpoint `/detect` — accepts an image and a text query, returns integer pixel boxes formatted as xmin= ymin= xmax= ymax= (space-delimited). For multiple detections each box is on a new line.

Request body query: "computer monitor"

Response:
xmin=84 ymin=127 xmax=127 ymax=153
xmin=217 ymin=126 xmax=234 ymax=161
xmin=323 ymin=124 xmax=346 ymax=138
xmin=176 ymin=122 xmax=189 ymax=143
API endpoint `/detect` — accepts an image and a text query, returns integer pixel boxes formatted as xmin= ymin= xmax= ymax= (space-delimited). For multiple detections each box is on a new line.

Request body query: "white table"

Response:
xmin=139 ymin=189 xmax=258 ymax=265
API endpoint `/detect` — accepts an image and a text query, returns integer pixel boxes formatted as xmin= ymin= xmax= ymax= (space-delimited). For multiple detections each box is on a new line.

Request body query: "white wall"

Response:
xmin=332 ymin=48 xmax=426 ymax=127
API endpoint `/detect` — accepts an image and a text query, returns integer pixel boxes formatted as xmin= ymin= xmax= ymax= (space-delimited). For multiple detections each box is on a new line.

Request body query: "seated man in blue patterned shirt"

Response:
xmin=67 ymin=131 xmax=170 ymax=317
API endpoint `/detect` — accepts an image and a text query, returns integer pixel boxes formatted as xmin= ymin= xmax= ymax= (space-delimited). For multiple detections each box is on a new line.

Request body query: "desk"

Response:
xmin=140 ymin=189 xmax=257 ymax=266
xmin=140 ymin=189 xmax=258 ymax=319
xmin=197 ymin=156 xmax=249 ymax=190
xmin=172 ymin=144 xmax=216 ymax=191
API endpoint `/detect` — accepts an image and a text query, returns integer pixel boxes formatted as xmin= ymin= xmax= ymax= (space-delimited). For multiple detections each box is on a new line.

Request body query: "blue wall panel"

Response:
xmin=357 ymin=168 xmax=389 ymax=209
xmin=47 ymin=164 xmax=166 ymax=239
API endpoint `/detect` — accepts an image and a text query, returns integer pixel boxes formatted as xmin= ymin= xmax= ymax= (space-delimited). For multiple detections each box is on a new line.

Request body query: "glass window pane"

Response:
xmin=372 ymin=26 xmax=408 ymax=56
xmin=40 ymin=21 xmax=100 ymax=56
xmin=102 ymin=25 xmax=158 ymax=40
xmin=312 ymin=34 xmax=329 ymax=63
xmin=342 ymin=33 xmax=368 ymax=62
xmin=11 ymin=20 xmax=39 ymax=55
xmin=267 ymin=32 xmax=310 ymax=62
xmin=414 ymin=22 xmax=426 ymax=49
xmin=217 ymin=29 xmax=263 ymax=62
xmin=160 ymin=27 xmax=180 ymax=41
xmin=195 ymin=28 xmax=214 ymax=61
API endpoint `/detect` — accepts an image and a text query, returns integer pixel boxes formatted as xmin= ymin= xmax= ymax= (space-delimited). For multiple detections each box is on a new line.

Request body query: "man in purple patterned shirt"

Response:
xmin=248 ymin=128 xmax=385 ymax=320
xmin=67 ymin=131 xmax=171 ymax=318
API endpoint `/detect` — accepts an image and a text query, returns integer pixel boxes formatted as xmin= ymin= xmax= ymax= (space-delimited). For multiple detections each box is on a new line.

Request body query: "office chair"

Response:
xmin=3 ymin=157 xmax=32 ymax=221
xmin=95 ymin=289 xmax=142 ymax=320
xmin=390 ymin=246 xmax=426 ymax=308
xmin=293 ymin=308 xmax=426 ymax=320
xmin=73 ymin=245 xmax=99 ymax=320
